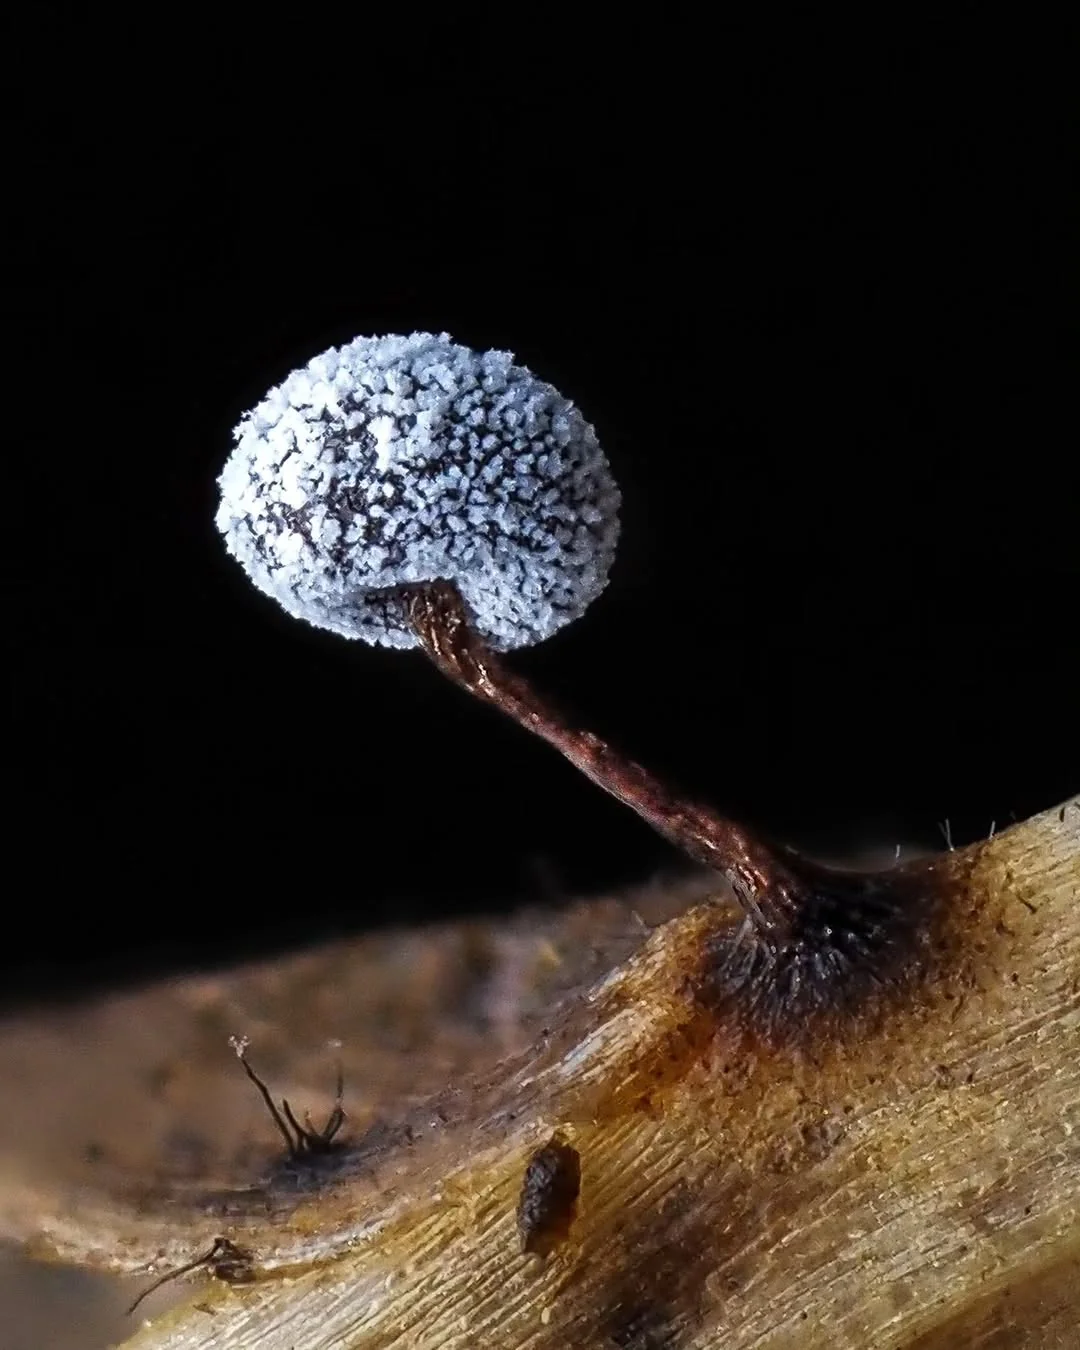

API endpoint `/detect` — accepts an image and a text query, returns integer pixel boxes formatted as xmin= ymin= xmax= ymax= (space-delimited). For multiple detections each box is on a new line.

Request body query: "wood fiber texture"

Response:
xmin=0 ymin=804 xmax=1076 ymax=1349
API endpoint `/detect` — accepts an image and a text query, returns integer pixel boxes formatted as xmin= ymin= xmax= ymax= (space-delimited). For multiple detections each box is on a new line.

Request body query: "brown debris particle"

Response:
xmin=517 ymin=1132 xmax=581 ymax=1257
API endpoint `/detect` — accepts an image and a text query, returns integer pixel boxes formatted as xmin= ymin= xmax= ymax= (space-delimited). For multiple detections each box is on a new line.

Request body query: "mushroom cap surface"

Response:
xmin=216 ymin=332 xmax=620 ymax=650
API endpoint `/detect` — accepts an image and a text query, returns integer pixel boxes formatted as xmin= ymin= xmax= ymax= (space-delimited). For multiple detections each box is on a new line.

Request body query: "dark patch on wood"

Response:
xmin=694 ymin=851 xmax=972 ymax=1045
xmin=564 ymin=1101 xmax=918 ymax=1350
xmin=606 ymin=1301 xmax=684 ymax=1350
xmin=905 ymin=1247 xmax=1080 ymax=1349
xmin=575 ymin=1185 xmax=713 ymax=1350
xmin=260 ymin=1115 xmax=411 ymax=1194
xmin=517 ymin=1132 xmax=581 ymax=1256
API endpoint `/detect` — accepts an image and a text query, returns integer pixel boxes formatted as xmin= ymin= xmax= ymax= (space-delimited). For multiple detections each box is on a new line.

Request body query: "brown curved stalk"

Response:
xmin=407 ymin=580 xmax=793 ymax=927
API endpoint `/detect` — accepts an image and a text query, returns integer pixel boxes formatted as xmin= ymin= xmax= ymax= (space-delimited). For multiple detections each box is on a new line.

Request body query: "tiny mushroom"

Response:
xmin=217 ymin=331 xmax=896 ymax=972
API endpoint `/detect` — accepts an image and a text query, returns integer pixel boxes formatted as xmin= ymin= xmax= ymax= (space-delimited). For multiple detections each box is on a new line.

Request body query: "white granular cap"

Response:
xmin=216 ymin=332 xmax=621 ymax=650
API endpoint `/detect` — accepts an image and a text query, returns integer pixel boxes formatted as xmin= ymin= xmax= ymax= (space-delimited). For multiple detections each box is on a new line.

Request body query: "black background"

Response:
xmin=8 ymin=10 xmax=1076 ymax=1005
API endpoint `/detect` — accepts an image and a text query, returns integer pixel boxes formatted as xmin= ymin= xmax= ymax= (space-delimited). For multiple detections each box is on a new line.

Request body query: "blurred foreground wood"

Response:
xmin=0 ymin=802 xmax=1076 ymax=1348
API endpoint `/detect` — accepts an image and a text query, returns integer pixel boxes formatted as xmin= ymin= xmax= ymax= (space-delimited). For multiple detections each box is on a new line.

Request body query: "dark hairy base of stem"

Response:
xmin=697 ymin=853 xmax=948 ymax=1038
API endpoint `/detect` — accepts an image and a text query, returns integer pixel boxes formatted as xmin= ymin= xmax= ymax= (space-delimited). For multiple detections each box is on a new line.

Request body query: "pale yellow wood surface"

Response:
xmin=1 ymin=803 xmax=1077 ymax=1348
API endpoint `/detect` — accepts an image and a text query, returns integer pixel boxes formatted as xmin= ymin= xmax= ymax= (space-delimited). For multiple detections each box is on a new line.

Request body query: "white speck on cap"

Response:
xmin=216 ymin=332 xmax=621 ymax=650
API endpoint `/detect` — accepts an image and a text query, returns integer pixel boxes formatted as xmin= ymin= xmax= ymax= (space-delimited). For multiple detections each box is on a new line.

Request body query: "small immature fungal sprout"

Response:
xmin=218 ymin=332 xmax=939 ymax=1022
xmin=230 ymin=1035 xmax=345 ymax=1159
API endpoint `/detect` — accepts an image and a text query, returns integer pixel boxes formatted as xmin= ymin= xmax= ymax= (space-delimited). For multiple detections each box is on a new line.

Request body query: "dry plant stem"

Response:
xmin=407 ymin=581 xmax=796 ymax=927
